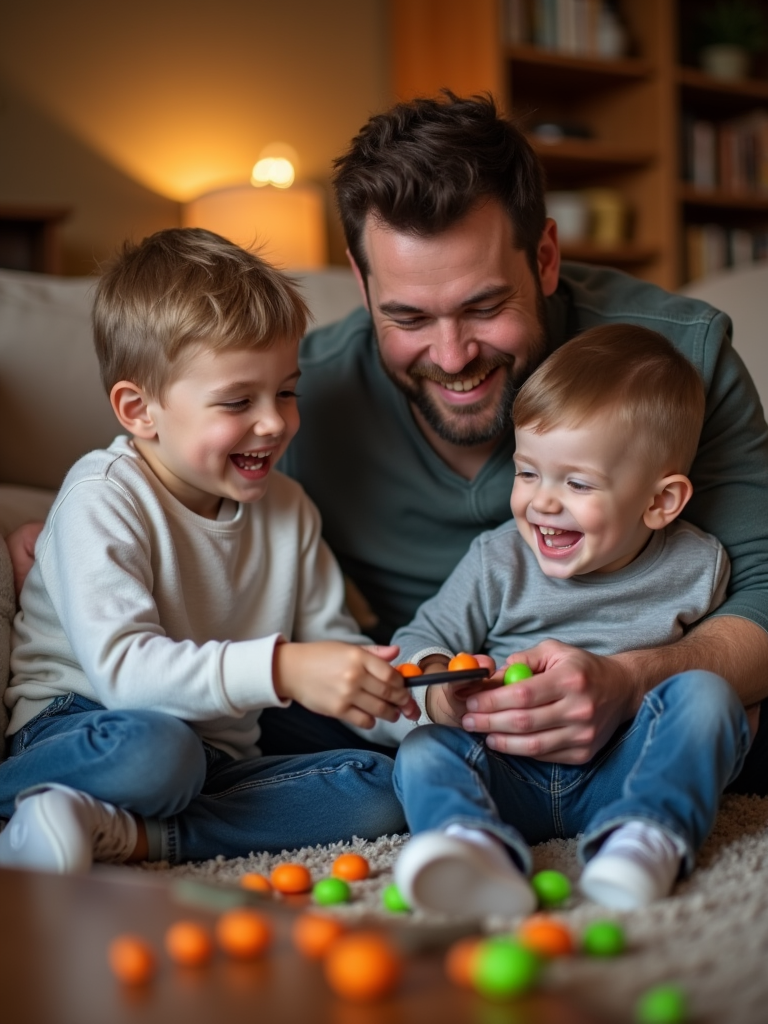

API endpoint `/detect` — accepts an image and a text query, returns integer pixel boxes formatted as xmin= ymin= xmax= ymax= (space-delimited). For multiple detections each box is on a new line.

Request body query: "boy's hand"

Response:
xmin=5 ymin=522 xmax=44 ymax=599
xmin=273 ymin=641 xmax=419 ymax=730
xmin=424 ymin=654 xmax=497 ymax=728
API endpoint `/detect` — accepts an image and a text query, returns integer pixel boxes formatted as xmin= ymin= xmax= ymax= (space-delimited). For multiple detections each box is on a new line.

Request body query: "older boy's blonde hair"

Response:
xmin=513 ymin=324 xmax=706 ymax=475
xmin=93 ymin=228 xmax=310 ymax=400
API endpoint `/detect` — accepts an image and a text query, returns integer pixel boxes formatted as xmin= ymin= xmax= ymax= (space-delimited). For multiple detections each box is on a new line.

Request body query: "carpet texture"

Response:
xmin=141 ymin=793 xmax=768 ymax=1023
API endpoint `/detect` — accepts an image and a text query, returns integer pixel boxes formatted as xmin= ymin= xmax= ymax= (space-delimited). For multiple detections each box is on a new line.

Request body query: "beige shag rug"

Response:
xmin=140 ymin=794 xmax=768 ymax=1023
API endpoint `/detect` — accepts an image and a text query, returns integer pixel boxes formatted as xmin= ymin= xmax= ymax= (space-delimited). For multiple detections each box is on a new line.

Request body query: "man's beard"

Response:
xmin=377 ymin=296 xmax=551 ymax=448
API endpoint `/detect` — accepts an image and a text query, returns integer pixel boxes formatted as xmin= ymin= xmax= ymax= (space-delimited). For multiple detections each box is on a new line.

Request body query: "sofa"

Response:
xmin=0 ymin=260 xmax=766 ymax=757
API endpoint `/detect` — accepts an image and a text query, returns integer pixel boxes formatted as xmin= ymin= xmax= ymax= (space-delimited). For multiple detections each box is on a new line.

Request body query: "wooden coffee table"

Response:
xmin=0 ymin=866 xmax=606 ymax=1024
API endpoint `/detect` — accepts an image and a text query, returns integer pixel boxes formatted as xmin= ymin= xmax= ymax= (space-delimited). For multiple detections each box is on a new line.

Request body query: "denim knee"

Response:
xmin=654 ymin=670 xmax=746 ymax=730
xmin=89 ymin=711 xmax=207 ymax=817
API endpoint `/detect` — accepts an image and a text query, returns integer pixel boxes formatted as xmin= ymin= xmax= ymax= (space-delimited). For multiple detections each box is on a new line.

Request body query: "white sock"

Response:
xmin=580 ymin=820 xmax=684 ymax=911
xmin=445 ymin=823 xmax=516 ymax=870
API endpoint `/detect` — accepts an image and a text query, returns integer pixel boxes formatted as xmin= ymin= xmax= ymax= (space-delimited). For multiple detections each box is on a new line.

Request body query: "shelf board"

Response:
xmin=507 ymin=45 xmax=652 ymax=83
xmin=530 ymin=136 xmax=654 ymax=171
xmin=559 ymin=242 xmax=658 ymax=266
xmin=678 ymin=66 xmax=768 ymax=102
xmin=679 ymin=184 xmax=768 ymax=210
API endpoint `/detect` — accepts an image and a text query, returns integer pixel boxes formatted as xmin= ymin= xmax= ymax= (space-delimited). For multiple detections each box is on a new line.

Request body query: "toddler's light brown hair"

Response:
xmin=514 ymin=324 xmax=706 ymax=475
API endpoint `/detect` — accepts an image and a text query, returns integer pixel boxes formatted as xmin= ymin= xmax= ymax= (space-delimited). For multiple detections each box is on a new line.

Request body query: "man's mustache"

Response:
xmin=408 ymin=356 xmax=514 ymax=387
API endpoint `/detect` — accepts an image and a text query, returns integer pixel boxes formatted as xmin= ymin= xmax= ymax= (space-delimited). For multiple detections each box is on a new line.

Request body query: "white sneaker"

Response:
xmin=0 ymin=784 xmax=138 ymax=875
xmin=579 ymin=821 xmax=683 ymax=911
xmin=394 ymin=829 xmax=536 ymax=919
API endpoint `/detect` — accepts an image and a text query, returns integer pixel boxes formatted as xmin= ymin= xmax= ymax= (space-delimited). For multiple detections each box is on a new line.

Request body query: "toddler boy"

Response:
xmin=392 ymin=324 xmax=751 ymax=916
xmin=0 ymin=228 xmax=417 ymax=873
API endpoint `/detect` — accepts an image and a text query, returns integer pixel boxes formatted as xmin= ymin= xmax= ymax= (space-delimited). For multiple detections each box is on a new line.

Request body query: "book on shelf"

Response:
xmin=504 ymin=0 xmax=626 ymax=58
xmin=682 ymin=110 xmax=768 ymax=195
xmin=686 ymin=224 xmax=768 ymax=282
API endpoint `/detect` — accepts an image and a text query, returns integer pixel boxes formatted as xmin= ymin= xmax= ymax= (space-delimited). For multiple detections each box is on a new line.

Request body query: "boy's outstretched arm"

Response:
xmin=272 ymin=640 xmax=420 ymax=730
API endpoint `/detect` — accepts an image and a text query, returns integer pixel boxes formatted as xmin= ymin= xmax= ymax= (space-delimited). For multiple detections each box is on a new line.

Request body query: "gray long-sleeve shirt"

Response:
xmin=392 ymin=519 xmax=729 ymax=668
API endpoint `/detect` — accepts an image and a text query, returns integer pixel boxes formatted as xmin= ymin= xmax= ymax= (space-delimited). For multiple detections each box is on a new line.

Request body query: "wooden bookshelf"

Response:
xmin=389 ymin=0 xmax=768 ymax=289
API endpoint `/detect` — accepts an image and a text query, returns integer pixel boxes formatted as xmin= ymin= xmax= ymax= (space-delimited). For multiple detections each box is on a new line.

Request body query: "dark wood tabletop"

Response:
xmin=0 ymin=865 xmax=608 ymax=1024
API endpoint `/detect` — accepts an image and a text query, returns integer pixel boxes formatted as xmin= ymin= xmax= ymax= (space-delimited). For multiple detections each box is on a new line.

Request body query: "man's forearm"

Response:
xmin=614 ymin=615 xmax=768 ymax=712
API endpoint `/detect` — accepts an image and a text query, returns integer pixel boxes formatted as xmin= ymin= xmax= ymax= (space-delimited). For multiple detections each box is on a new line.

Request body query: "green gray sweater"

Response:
xmin=281 ymin=262 xmax=768 ymax=643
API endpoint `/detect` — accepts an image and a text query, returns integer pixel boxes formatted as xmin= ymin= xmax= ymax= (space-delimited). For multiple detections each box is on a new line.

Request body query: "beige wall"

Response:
xmin=0 ymin=1 xmax=389 ymax=274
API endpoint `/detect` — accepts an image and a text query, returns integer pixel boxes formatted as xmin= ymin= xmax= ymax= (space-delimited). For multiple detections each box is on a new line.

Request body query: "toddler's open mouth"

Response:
xmin=230 ymin=449 xmax=272 ymax=473
xmin=535 ymin=525 xmax=583 ymax=556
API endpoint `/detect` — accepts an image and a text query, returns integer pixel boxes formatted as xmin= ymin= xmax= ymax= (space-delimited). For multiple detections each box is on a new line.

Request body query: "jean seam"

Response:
xmin=201 ymin=761 xmax=375 ymax=801
xmin=552 ymin=764 xmax=564 ymax=837
xmin=486 ymin=751 xmax=552 ymax=794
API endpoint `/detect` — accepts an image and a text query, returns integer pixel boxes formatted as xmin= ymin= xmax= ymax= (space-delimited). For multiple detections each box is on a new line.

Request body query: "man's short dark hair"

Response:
xmin=333 ymin=91 xmax=547 ymax=278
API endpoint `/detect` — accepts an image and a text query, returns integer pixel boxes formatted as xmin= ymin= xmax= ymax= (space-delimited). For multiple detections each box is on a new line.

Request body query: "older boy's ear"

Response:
xmin=110 ymin=381 xmax=157 ymax=439
xmin=643 ymin=475 xmax=694 ymax=531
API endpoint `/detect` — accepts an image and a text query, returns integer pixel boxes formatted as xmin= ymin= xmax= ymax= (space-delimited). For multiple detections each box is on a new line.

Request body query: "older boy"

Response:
xmin=392 ymin=325 xmax=750 ymax=916
xmin=0 ymin=228 xmax=417 ymax=874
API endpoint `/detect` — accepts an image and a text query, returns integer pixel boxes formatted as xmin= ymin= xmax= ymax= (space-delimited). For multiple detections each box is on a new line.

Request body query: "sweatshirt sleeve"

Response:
xmin=32 ymin=478 xmax=282 ymax=719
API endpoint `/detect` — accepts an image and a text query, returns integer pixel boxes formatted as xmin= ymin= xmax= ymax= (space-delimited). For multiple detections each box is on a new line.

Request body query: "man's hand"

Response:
xmin=5 ymin=522 xmax=44 ymax=599
xmin=273 ymin=640 xmax=420 ymax=730
xmin=461 ymin=640 xmax=637 ymax=764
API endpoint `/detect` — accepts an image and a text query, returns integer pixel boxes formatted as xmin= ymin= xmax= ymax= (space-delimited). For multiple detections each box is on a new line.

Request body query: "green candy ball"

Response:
xmin=531 ymin=869 xmax=571 ymax=907
xmin=472 ymin=939 xmax=541 ymax=1000
xmin=504 ymin=663 xmax=533 ymax=685
xmin=635 ymin=984 xmax=687 ymax=1024
xmin=381 ymin=883 xmax=410 ymax=913
xmin=312 ymin=877 xmax=351 ymax=906
xmin=582 ymin=920 xmax=626 ymax=957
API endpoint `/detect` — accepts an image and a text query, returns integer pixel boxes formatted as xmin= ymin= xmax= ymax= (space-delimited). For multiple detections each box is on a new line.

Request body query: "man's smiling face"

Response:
xmin=351 ymin=200 xmax=560 ymax=450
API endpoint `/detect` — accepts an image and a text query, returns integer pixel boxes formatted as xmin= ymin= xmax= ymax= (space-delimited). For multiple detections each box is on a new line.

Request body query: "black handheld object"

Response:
xmin=402 ymin=667 xmax=490 ymax=688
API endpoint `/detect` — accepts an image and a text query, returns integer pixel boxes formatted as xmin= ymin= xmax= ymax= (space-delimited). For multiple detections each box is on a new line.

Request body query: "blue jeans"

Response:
xmin=393 ymin=671 xmax=751 ymax=875
xmin=0 ymin=694 xmax=405 ymax=862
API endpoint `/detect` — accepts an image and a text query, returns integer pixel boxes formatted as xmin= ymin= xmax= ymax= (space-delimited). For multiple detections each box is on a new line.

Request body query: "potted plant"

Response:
xmin=697 ymin=1 xmax=768 ymax=80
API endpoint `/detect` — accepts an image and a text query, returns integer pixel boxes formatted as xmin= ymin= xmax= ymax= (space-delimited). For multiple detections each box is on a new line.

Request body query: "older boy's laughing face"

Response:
xmin=510 ymin=416 xmax=663 ymax=578
xmin=136 ymin=341 xmax=300 ymax=518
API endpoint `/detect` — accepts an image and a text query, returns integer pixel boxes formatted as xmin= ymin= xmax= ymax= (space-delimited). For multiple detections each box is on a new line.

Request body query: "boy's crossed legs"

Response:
xmin=393 ymin=670 xmax=751 ymax=916
xmin=0 ymin=694 xmax=405 ymax=872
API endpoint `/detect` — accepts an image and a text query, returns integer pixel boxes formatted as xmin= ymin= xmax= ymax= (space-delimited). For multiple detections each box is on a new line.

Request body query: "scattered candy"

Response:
xmin=332 ymin=852 xmax=370 ymax=881
xmin=472 ymin=938 xmax=541 ymax=1000
xmin=503 ymin=663 xmax=533 ymax=685
xmin=239 ymin=872 xmax=272 ymax=894
xmin=517 ymin=915 xmax=574 ymax=957
xmin=313 ymin=877 xmax=351 ymax=905
xmin=448 ymin=652 xmax=480 ymax=671
xmin=582 ymin=920 xmax=626 ymax=958
xmin=381 ymin=883 xmax=410 ymax=913
xmin=292 ymin=912 xmax=347 ymax=959
xmin=444 ymin=936 xmax=483 ymax=988
xmin=108 ymin=934 xmax=156 ymax=986
xmin=270 ymin=863 xmax=313 ymax=894
xmin=215 ymin=908 xmax=273 ymax=959
xmin=324 ymin=931 xmax=403 ymax=1002
xmin=396 ymin=663 xmax=423 ymax=678
xmin=531 ymin=869 xmax=572 ymax=907
xmin=164 ymin=920 xmax=214 ymax=968
xmin=635 ymin=984 xmax=688 ymax=1024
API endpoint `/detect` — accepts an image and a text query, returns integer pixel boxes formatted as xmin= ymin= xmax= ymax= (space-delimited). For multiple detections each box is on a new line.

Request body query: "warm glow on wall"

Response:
xmin=183 ymin=181 xmax=328 ymax=270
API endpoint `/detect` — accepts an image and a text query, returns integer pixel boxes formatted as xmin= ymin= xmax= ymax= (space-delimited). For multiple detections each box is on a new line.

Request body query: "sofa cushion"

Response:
xmin=0 ymin=270 xmax=117 ymax=490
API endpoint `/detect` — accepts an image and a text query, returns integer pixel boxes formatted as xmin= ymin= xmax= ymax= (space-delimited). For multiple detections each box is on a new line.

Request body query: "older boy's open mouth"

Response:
xmin=231 ymin=450 xmax=272 ymax=474
xmin=535 ymin=525 xmax=583 ymax=557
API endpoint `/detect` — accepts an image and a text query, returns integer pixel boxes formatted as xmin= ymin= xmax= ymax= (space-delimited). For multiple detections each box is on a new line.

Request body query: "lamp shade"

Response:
xmin=183 ymin=183 xmax=327 ymax=270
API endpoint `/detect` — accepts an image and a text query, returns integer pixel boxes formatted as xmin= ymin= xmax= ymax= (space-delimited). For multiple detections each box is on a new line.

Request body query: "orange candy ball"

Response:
xmin=215 ymin=909 xmax=273 ymax=960
xmin=395 ymin=663 xmax=423 ymax=678
xmin=292 ymin=912 xmax=348 ymax=959
xmin=240 ymin=872 xmax=272 ymax=894
xmin=164 ymin=920 xmax=214 ymax=967
xmin=108 ymin=934 xmax=156 ymax=986
xmin=517 ymin=915 xmax=574 ymax=957
xmin=324 ymin=931 xmax=402 ymax=1002
xmin=445 ymin=936 xmax=483 ymax=988
xmin=332 ymin=853 xmax=370 ymax=881
xmin=448 ymin=652 xmax=480 ymax=671
xmin=270 ymin=863 xmax=313 ymax=894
